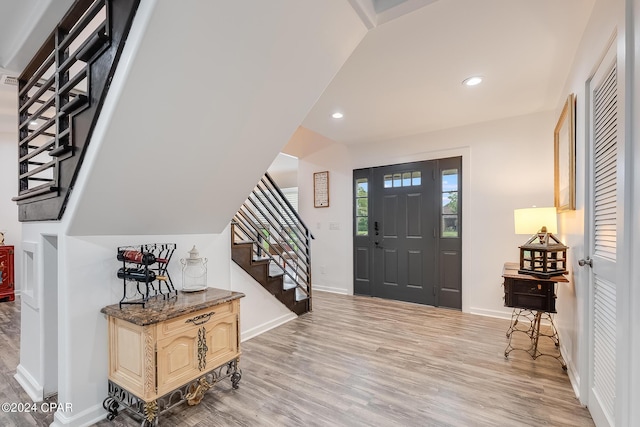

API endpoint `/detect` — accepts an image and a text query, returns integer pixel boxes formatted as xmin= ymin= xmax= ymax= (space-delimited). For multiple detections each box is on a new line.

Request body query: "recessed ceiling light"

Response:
xmin=30 ymin=120 xmax=38 ymax=126
xmin=332 ymin=112 xmax=344 ymax=119
xmin=462 ymin=76 xmax=483 ymax=86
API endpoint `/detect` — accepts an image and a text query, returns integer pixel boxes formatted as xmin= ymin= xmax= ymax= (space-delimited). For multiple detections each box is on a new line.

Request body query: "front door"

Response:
xmin=353 ymin=157 xmax=462 ymax=308
xmin=372 ymin=161 xmax=436 ymax=305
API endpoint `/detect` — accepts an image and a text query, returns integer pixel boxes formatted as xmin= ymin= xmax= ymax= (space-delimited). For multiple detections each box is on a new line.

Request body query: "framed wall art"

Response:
xmin=554 ymin=93 xmax=576 ymax=212
xmin=314 ymin=171 xmax=329 ymax=208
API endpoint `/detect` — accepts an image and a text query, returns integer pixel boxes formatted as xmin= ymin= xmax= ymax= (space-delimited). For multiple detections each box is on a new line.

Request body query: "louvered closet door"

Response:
xmin=587 ymin=41 xmax=618 ymax=427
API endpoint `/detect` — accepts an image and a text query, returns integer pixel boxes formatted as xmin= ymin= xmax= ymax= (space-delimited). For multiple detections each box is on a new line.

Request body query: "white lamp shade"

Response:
xmin=514 ymin=207 xmax=558 ymax=235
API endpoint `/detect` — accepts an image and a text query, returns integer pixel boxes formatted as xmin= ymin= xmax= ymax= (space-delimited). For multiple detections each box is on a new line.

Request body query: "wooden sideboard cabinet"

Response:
xmin=0 ymin=246 xmax=15 ymax=302
xmin=101 ymin=288 xmax=244 ymax=425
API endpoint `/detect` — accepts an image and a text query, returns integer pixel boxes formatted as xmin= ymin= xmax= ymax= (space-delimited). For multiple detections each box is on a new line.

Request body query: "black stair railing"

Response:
xmin=232 ymin=172 xmax=314 ymax=310
xmin=13 ymin=0 xmax=140 ymax=221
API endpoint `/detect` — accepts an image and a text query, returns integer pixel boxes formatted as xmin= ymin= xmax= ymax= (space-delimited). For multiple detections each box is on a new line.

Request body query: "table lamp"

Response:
xmin=514 ymin=207 xmax=568 ymax=278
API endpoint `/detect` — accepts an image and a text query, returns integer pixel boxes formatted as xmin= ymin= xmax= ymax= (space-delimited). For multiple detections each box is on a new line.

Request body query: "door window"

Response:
xmin=383 ymin=171 xmax=422 ymax=188
xmin=441 ymin=169 xmax=459 ymax=238
xmin=355 ymin=178 xmax=368 ymax=236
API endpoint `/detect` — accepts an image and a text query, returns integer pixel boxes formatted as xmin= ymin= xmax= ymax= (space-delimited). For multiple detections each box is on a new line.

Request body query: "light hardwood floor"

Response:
xmin=0 ymin=292 xmax=593 ymax=426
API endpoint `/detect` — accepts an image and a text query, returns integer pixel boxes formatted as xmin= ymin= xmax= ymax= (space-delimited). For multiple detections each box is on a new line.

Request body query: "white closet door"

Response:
xmin=587 ymin=40 xmax=618 ymax=427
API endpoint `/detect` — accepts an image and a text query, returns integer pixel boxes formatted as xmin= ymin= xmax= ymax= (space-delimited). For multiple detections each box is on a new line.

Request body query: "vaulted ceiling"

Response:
xmin=303 ymin=0 xmax=596 ymax=145
xmin=0 ymin=0 xmax=596 ymax=146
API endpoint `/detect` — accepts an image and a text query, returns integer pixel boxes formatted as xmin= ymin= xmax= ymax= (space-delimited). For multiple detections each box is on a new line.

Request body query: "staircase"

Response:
xmin=12 ymin=0 xmax=140 ymax=221
xmin=231 ymin=173 xmax=313 ymax=315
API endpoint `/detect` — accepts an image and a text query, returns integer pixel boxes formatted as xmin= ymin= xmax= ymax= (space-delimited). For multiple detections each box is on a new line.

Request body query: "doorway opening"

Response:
xmin=353 ymin=157 xmax=462 ymax=309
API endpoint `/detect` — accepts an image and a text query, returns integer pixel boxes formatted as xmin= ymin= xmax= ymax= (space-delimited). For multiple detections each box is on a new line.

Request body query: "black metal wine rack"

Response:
xmin=116 ymin=243 xmax=177 ymax=308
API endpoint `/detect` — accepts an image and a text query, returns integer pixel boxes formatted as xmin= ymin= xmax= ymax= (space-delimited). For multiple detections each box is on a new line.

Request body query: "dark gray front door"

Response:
xmin=372 ymin=161 xmax=436 ymax=305
xmin=353 ymin=157 xmax=462 ymax=309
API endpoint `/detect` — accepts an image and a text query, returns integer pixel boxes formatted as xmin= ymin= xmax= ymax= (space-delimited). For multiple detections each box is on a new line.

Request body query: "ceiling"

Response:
xmin=0 ymin=0 xmax=596 ymax=148
xmin=303 ymin=0 xmax=595 ymax=145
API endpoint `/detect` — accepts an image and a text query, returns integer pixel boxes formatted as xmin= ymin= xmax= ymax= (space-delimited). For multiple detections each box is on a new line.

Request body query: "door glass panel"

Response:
xmin=355 ymin=178 xmax=369 ymax=236
xmin=356 ymin=217 xmax=368 ymax=236
xmin=441 ymin=169 xmax=459 ymax=238
xmin=442 ymin=169 xmax=458 ymax=191
xmin=356 ymin=198 xmax=368 ymax=216
xmin=384 ymin=174 xmax=392 ymax=188
xmin=442 ymin=193 xmax=458 ymax=214
xmin=412 ymin=171 xmax=421 ymax=186
xmin=393 ymin=173 xmax=402 ymax=187
xmin=442 ymin=215 xmax=458 ymax=237
xmin=402 ymin=172 xmax=411 ymax=187
xmin=356 ymin=180 xmax=368 ymax=195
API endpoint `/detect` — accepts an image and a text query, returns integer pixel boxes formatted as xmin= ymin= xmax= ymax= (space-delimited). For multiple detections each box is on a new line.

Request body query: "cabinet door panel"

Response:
xmin=108 ymin=318 xmax=156 ymax=400
xmin=156 ymin=314 xmax=240 ymax=395
xmin=157 ymin=331 xmax=199 ymax=395
xmin=206 ymin=316 xmax=238 ymax=368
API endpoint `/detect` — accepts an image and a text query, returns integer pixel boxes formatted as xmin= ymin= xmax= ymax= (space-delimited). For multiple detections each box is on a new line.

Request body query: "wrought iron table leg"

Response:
xmin=229 ymin=359 xmax=242 ymax=389
xmin=505 ymin=309 xmax=566 ymax=370
xmin=103 ymin=396 xmax=119 ymax=421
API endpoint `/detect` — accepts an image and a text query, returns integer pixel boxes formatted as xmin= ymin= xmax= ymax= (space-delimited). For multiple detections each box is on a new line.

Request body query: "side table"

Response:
xmin=502 ymin=262 xmax=568 ymax=370
xmin=101 ymin=288 xmax=244 ymax=426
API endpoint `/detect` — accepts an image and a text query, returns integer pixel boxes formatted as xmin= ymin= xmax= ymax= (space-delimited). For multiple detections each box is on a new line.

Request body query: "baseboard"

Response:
xmin=51 ymin=402 xmax=105 ymax=427
xmin=241 ymin=312 xmax=297 ymax=342
xmin=313 ymin=286 xmax=349 ymax=295
xmin=469 ymin=307 xmax=512 ymax=320
xmin=559 ymin=340 xmax=582 ymax=401
xmin=14 ymin=364 xmax=43 ymax=402
xmin=471 ymin=307 xmax=556 ymax=327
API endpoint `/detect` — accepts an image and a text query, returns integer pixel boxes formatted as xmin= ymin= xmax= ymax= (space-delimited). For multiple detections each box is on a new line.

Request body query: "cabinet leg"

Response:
xmin=231 ymin=370 xmax=242 ymax=389
xmin=142 ymin=400 xmax=158 ymax=425
xmin=102 ymin=396 xmax=119 ymax=421
xmin=229 ymin=359 xmax=242 ymax=389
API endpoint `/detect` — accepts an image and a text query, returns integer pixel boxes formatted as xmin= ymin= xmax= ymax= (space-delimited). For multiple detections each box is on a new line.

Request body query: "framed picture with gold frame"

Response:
xmin=313 ymin=171 xmax=329 ymax=208
xmin=554 ymin=93 xmax=576 ymax=212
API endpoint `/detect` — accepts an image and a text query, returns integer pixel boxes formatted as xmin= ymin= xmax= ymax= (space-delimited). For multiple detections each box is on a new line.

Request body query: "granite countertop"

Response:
xmin=100 ymin=287 xmax=245 ymax=326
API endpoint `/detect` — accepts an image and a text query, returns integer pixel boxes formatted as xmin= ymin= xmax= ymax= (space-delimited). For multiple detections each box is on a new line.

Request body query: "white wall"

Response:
xmin=296 ymin=110 xmax=557 ymax=316
xmin=552 ymin=0 xmax=624 ymax=409
xmin=0 ymin=130 xmax=21 ymax=291
xmin=298 ymin=139 xmax=354 ymax=294
xmin=630 ymin=1 xmax=640 ymax=423
xmin=65 ymin=0 xmax=367 ymax=237
xmin=15 ymin=221 xmax=60 ymax=402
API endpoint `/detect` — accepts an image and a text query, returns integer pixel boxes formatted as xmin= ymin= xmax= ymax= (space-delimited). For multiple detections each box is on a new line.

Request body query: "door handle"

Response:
xmin=578 ymin=257 xmax=592 ymax=267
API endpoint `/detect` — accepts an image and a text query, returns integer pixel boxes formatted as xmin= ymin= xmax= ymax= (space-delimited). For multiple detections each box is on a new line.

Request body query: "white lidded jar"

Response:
xmin=180 ymin=245 xmax=207 ymax=292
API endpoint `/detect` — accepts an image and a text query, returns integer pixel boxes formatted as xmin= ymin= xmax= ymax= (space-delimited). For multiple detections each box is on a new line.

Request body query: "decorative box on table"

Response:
xmin=518 ymin=234 xmax=568 ymax=279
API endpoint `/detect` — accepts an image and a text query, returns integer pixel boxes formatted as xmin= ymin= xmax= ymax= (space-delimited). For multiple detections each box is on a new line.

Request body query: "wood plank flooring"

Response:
xmin=0 ymin=292 xmax=593 ymax=426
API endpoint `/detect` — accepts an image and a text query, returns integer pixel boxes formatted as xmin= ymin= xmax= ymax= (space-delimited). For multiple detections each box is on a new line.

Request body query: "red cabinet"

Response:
xmin=0 ymin=246 xmax=15 ymax=302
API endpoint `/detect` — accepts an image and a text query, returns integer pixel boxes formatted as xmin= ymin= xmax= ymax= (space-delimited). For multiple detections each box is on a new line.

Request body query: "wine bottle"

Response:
xmin=117 ymin=267 xmax=156 ymax=282
xmin=117 ymin=250 xmax=156 ymax=265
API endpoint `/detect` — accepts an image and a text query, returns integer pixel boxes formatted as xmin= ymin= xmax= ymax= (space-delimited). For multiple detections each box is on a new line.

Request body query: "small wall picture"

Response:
xmin=314 ymin=171 xmax=330 ymax=208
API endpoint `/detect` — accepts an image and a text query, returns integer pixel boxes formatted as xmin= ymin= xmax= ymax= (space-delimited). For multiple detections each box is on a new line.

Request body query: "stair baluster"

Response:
xmin=231 ymin=172 xmax=313 ymax=315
